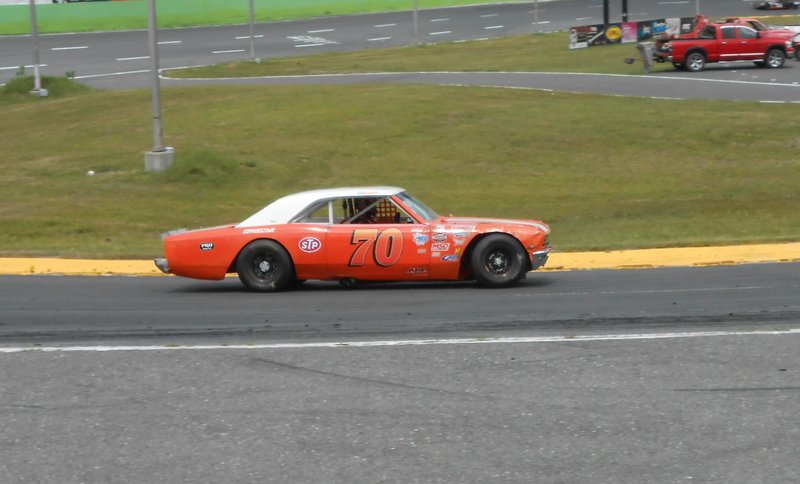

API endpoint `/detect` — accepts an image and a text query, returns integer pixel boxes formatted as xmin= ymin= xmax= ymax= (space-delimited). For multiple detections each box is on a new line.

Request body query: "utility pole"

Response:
xmin=144 ymin=0 xmax=174 ymax=172
xmin=248 ymin=0 xmax=258 ymax=62
xmin=28 ymin=0 xmax=45 ymax=96
xmin=622 ymin=0 xmax=629 ymax=22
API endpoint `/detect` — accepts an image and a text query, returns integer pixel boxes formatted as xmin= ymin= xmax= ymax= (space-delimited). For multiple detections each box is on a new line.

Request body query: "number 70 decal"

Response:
xmin=349 ymin=228 xmax=404 ymax=267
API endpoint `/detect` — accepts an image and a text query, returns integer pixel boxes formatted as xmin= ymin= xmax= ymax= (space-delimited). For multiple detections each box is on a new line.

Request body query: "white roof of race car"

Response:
xmin=237 ymin=186 xmax=405 ymax=227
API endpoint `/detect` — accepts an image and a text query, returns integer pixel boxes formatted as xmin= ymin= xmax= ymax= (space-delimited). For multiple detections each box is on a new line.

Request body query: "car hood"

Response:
xmin=442 ymin=217 xmax=551 ymax=234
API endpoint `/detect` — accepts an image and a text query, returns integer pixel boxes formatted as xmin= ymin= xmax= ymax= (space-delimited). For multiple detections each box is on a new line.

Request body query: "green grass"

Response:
xmin=1 ymin=71 xmax=798 ymax=259
xmin=0 ymin=0 xmax=516 ymax=35
xmin=169 ymin=32 xmax=671 ymax=77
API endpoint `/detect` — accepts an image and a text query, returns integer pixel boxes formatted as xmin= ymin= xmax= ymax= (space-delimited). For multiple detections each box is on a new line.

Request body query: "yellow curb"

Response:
xmin=0 ymin=242 xmax=798 ymax=276
xmin=543 ymin=242 xmax=800 ymax=271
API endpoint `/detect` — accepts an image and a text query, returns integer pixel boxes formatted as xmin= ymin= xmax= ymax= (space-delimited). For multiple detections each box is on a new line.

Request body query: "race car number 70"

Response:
xmin=349 ymin=228 xmax=404 ymax=267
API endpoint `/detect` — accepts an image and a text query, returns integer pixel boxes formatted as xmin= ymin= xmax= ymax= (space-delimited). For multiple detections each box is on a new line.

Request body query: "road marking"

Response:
xmin=659 ymin=1 xmax=689 ymax=4
xmin=1 ymin=329 xmax=798 ymax=354
xmin=576 ymin=17 xmax=593 ymax=21
xmin=533 ymin=21 xmax=551 ymax=25
xmin=212 ymin=49 xmax=245 ymax=54
xmin=367 ymin=37 xmax=392 ymax=42
xmin=295 ymin=43 xmax=327 ymax=48
xmin=484 ymin=25 xmax=504 ymax=30
xmin=430 ymin=18 xmax=450 ymax=22
xmin=158 ymin=40 xmax=183 ymax=45
xmin=73 ymin=70 xmax=150 ymax=79
xmin=481 ymin=14 xmax=499 ymax=18
xmin=430 ymin=31 xmax=452 ymax=36
xmin=51 ymin=46 xmax=88 ymax=51
xmin=235 ymin=35 xmax=263 ymax=40
xmin=0 ymin=64 xmax=47 ymax=71
xmin=308 ymin=28 xmax=334 ymax=33
xmin=374 ymin=23 xmax=396 ymax=28
xmin=116 ymin=56 xmax=149 ymax=61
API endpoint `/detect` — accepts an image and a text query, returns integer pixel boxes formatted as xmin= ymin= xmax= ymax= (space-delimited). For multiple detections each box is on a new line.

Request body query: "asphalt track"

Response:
xmin=3 ymin=2 xmax=800 ymax=483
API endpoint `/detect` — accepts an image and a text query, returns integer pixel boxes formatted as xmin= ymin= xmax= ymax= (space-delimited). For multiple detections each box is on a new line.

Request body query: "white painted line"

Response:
xmin=430 ymin=31 xmax=452 ymax=36
xmin=116 ymin=56 xmax=149 ymax=61
xmin=430 ymin=18 xmax=450 ymax=22
xmin=51 ymin=46 xmax=88 ymax=51
xmin=235 ymin=35 xmax=263 ymax=40
xmin=367 ymin=37 xmax=392 ymax=42
xmin=295 ymin=43 xmax=327 ymax=48
xmin=374 ymin=23 xmax=396 ymax=28
xmin=576 ymin=17 xmax=592 ymax=21
xmin=481 ymin=14 xmax=499 ymax=18
xmin=484 ymin=25 xmax=504 ymax=30
xmin=158 ymin=40 xmax=183 ymax=45
xmin=0 ymin=64 xmax=47 ymax=71
xmin=73 ymin=69 xmax=149 ymax=79
xmin=659 ymin=1 xmax=689 ymax=4
xmin=212 ymin=49 xmax=245 ymax=54
xmin=1 ymin=329 xmax=798 ymax=354
xmin=534 ymin=21 xmax=551 ymax=25
xmin=308 ymin=28 xmax=334 ymax=33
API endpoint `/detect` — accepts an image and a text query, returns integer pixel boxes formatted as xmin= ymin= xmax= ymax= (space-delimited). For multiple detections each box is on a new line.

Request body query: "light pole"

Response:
xmin=28 ymin=0 xmax=45 ymax=96
xmin=413 ymin=0 xmax=419 ymax=44
xmin=248 ymin=0 xmax=258 ymax=62
xmin=144 ymin=0 xmax=174 ymax=172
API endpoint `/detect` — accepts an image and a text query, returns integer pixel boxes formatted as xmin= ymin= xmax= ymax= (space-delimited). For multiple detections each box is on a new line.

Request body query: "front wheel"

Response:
xmin=765 ymin=48 xmax=785 ymax=68
xmin=685 ymin=52 xmax=706 ymax=72
xmin=236 ymin=240 xmax=295 ymax=292
xmin=470 ymin=234 xmax=528 ymax=288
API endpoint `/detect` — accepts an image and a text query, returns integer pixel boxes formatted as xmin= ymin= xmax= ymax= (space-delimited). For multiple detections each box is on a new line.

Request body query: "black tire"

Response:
xmin=236 ymin=240 xmax=295 ymax=292
xmin=765 ymin=48 xmax=785 ymax=68
xmin=685 ymin=51 xmax=706 ymax=72
xmin=470 ymin=234 xmax=528 ymax=288
xmin=795 ymin=49 xmax=800 ymax=62
xmin=672 ymin=61 xmax=684 ymax=70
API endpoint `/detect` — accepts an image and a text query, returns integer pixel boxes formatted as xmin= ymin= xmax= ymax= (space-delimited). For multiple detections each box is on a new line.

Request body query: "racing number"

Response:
xmin=349 ymin=228 xmax=404 ymax=267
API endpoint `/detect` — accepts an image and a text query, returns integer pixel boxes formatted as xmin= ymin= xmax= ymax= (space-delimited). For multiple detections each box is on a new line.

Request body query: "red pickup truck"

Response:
xmin=656 ymin=22 xmax=795 ymax=71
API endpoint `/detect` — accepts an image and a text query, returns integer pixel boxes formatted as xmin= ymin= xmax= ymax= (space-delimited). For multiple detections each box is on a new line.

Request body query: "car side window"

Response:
xmin=700 ymin=26 xmax=716 ymax=39
xmin=722 ymin=27 xmax=736 ymax=39
xmin=737 ymin=27 xmax=757 ymax=39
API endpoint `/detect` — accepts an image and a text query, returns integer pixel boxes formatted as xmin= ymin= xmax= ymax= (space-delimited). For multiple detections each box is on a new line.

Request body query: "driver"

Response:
xmin=352 ymin=198 xmax=377 ymax=224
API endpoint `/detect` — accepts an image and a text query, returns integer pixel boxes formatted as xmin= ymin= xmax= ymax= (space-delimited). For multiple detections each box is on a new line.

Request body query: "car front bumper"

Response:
xmin=530 ymin=247 xmax=551 ymax=270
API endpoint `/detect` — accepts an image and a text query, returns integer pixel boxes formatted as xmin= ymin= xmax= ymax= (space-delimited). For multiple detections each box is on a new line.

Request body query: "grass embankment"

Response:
xmin=1 ymin=70 xmax=798 ymax=258
xmin=0 ymin=0 xmax=506 ymax=35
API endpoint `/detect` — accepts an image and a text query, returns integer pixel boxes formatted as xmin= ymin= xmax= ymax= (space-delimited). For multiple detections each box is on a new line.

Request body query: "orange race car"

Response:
xmin=154 ymin=187 xmax=551 ymax=291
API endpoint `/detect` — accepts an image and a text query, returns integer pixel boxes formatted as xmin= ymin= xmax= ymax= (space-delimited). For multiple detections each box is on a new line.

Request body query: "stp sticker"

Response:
xmin=299 ymin=237 xmax=322 ymax=253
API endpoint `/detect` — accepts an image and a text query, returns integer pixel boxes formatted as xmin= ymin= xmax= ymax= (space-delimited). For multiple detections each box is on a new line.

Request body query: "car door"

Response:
xmin=325 ymin=197 xmax=431 ymax=280
xmin=734 ymin=26 xmax=761 ymax=60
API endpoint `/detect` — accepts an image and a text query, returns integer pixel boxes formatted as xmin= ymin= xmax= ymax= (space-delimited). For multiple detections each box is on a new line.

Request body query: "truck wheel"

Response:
xmin=765 ymin=49 xmax=785 ymax=68
xmin=685 ymin=52 xmax=706 ymax=72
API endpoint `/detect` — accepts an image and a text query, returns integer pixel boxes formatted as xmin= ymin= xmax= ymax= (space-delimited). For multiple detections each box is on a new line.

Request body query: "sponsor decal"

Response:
xmin=452 ymin=231 xmax=470 ymax=239
xmin=242 ymin=227 xmax=276 ymax=235
xmin=413 ymin=234 xmax=429 ymax=246
xmin=442 ymin=255 xmax=459 ymax=262
xmin=407 ymin=268 xmax=427 ymax=275
xmin=431 ymin=252 xmax=441 ymax=257
xmin=299 ymin=236 xmax=322 ymax=253
xmin=431 ymin=242 xmax=450 ymax=252
xmin=432 ymin=233 xmax=448 ymax=243
xmin=454 ymin=239 xmax=466 ymax=246
xmin=417 ymin=249 xmax=427 ymax=255
xmin=199 ymin=242 xmax=214 ymax=251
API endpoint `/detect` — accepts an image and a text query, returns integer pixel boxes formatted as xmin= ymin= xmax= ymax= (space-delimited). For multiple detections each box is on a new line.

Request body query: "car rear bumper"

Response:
xmin=154 ymin=258 xmax=170 ymax=274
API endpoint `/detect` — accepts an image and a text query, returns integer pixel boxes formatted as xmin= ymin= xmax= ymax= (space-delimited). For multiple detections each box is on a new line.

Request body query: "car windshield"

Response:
xmin=397 ymin=192 xmax=439 ymax=221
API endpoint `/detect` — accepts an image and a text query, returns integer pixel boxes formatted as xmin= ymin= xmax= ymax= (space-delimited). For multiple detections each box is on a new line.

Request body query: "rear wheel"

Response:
xmin=236 ymin=240 xmax=295 ymax=292
xmin=765 ymin=48 xmax=785 ymax=68
xmin=685 ymin=52 xmax=706 ymax=72
xmin=470 ymin=234 xmax=528 ymax=288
